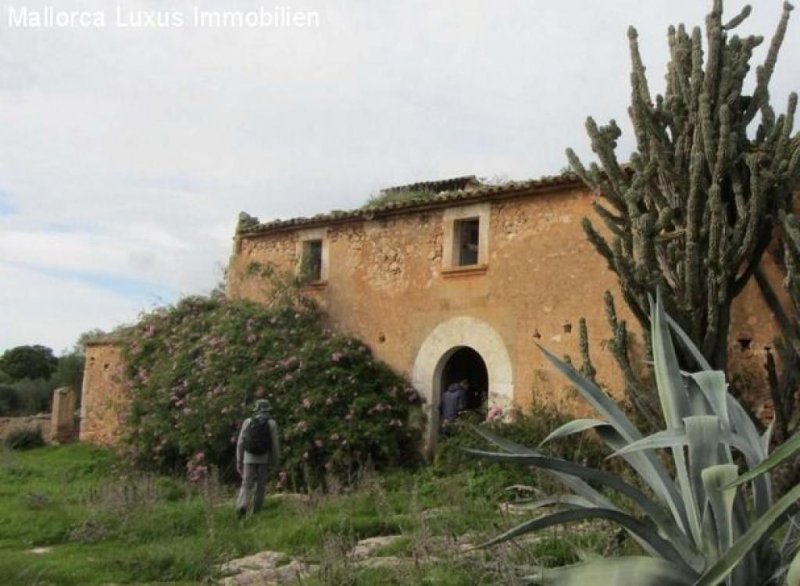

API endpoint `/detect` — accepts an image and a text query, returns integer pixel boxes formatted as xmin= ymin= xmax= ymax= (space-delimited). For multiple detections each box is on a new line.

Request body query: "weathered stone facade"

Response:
xmin=227 ymin=176 xmax=790 ymax=447
xmin=79 ymin=174 xmax=791 ymax=448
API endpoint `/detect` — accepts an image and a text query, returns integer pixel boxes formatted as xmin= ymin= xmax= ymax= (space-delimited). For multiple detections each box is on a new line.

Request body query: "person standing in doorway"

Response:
xmin=439 ymin=379 xmax=469 ymax=434
xmin=236 ymin=399 xmax=281 ymax=519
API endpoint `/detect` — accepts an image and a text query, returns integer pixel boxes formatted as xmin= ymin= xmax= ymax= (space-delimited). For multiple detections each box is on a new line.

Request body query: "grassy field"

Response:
xmin=0 ymin=443 xmax=613 ymax=585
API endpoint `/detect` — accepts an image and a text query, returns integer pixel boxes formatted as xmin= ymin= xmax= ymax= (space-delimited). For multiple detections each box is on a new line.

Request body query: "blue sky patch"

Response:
xmin=0 ymin=191 xmax=16 ymax=215
xmin=21 ymin=264 xmax=177 ymax=302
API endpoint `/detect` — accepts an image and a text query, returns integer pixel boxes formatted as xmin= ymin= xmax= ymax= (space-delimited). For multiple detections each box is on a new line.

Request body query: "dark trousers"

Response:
xmin=236 ymin=463 xmax=269 ymax=514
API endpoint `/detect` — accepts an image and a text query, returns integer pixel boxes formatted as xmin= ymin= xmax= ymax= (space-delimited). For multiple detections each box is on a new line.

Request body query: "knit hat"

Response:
xmin=254 ymin=399 xmax=271 ymax=412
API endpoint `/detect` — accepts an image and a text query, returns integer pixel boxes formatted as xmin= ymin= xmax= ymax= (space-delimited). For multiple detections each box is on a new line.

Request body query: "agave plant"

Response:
xmin=467 ymin=293 xmax=800 ymax=585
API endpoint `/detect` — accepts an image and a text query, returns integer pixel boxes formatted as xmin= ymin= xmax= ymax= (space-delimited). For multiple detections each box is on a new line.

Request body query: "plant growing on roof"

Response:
xmin=467 ymin=292 xmax=800 ymax=585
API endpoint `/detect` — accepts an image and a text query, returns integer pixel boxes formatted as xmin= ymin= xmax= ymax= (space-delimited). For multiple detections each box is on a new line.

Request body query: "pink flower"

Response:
xmin=302 ymin=398 xmax=312 ymax=409
xmin=486 ymin=406 xmax=504 ymax=422
xmin=314 ymin=439 xmax=324 ymax=449
xmin=331 ymin=352 xmax=344 ymax=363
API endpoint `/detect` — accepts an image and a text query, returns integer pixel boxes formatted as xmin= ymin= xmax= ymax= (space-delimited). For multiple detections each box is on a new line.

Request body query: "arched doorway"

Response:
xmin=411 ymin=316 xmax=513 ymax=455
xmin=441 ymin=346 xmax=489 ymax=416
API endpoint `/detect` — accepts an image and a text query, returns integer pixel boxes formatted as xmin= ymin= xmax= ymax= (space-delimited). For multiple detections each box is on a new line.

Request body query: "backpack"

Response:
xmin=243 ymin=415 xmax=272 ymax=455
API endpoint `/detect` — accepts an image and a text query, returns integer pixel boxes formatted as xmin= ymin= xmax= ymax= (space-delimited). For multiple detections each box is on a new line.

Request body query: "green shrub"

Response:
xmin=435 ymin=404 xmax=610 ymax=495
xmin=5 ymin=426 xmax=45 ymax=450
xmin=0 ymin=385 xmax=21 ymax=416
xmin=8 ymin=377 xmax=53 ymax=414
xmin=122 ymin=293 xmax=424 ymax=489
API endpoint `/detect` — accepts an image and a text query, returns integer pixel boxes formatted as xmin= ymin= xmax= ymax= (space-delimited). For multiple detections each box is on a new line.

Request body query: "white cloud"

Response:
xmin=0 ymin=262 xmax=148 ymax=353
xmin=0 ymin=0 xmax=797 ymax=352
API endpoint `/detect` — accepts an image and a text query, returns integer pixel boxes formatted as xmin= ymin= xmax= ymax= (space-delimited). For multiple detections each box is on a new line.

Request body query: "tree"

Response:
xmin=0 ymin=345 xmax=58 ymax=382
xmin=567 ymin=0 xmax=800 ymax=373
xmin=52 ymin=352 xmax=84 ymax=395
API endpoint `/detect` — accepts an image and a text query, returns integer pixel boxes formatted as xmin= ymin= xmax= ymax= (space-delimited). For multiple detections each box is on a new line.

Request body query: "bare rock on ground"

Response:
xmin=220 ymin=550 xmax=316 ymax=585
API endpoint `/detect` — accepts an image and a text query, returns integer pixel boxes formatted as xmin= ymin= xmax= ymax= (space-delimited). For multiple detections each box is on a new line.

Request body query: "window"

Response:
xmin=455 ymin=218 xmax=480 ymax=266
xmin=300 ymin=239 xmax=323 ymax=281
xmin=441 ymin=203 xmax=489 ymax=274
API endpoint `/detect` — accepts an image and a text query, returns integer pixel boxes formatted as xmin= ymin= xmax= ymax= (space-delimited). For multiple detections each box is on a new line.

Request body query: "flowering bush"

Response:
xmin=121 ymin=294 xmax=424 ymax=488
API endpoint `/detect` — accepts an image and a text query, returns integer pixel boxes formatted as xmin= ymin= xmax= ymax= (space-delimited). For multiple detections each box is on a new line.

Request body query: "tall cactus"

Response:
xmin=567 ymin=1 xmax=800 ymax=371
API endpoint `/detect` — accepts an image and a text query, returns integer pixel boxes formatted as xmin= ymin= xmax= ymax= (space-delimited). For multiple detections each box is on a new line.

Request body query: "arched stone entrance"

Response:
xmin=411 ymin=317 xmax=513 ymax=454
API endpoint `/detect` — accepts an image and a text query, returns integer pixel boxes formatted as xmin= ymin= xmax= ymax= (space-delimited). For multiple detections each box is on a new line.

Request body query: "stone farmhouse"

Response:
xmin=80 ymin=172 xmax=787 ymax=449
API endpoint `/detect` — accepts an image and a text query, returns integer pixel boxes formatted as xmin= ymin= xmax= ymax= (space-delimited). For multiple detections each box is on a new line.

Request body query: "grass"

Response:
xmin=0 ymin=442 xmax=618 ymax=584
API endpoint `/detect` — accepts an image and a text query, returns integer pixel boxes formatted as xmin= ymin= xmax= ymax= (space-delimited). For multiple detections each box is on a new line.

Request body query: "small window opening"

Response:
xmin=737 ymin=337 xmax=752 ymax=351
xmin=301 ymin=240 xmax=323 ymax=281
xmin=455 ymin=218 xmax=480 ymax=266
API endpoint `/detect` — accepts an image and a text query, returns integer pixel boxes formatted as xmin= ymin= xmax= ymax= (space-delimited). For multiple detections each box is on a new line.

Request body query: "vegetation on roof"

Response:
xmin=360 ymin=188 xmax=439 ymax=210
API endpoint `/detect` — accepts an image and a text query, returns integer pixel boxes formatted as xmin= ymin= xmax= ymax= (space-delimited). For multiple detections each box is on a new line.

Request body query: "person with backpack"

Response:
xmin=235 ymin=399 xmax=281 ymax=519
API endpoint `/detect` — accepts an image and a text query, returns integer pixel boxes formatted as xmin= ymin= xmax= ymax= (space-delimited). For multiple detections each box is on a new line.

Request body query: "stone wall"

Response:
xmin=0 ymin=415 xmax=50 ymax=442
xmin=79 ymin=342 xmax=128 ymax=445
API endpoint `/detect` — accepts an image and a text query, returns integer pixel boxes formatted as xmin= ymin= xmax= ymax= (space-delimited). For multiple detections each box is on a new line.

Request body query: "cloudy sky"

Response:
xmin=0 ymin=0 xmax=797 ymax=354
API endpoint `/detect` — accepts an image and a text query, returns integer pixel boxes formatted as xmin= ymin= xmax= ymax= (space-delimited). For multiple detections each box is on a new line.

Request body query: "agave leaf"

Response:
xmin=539 ymin=419 xmax=611 ymax=447
xmin=727 ymin=431 xmax=800 ymax=488
xmin=606 ymin=428 xmax=687 ymax=458
xmin=524 ymin=556 xmax=697 ymax=585
xmin=726 ymin=394 xmax=767 ymax=461
xmin=538 ymin=344 xmax=690 ymax=540
xmin=685 ymin=416 xmax=723 ymax=516
xmin=469 ymin=423 xmax=537 ymax=455
xmin=593 ymin=426 xmax=694 ymax=546
xmin=537 ymin=344 xmax=642 ymax=441
xmin=476 ymin=508 xmax=689 ymax=568
xmin=501 ymin=494 xmax=597 ymax=512
xmin=701 ymin=465 xmax=739 ymax=556
xmin=469 ymin=425 xmax=616 ymax=510
xmin=651 ymin=292 xmax=703 ymax=547
xmin=725 ymin=394 xmax=772 ymax=515
xmin=785 ymin=547 xmax=800 ymax=586
xmin=606 ymin=427 xmax=760 ymax=471
xmin=762 ymin=419 xmax=775 ymax=456
xmin=696 ymin=483 xmax=800 ymax=586
xmin=781 ymin=515 xmax=800 ymax=561
xmin=665 ymin=312 xmax=711 ymax=370
xmin=650 ymin=291 xmax=691 ymax=429
xmin=465 ymin=448 xmax=703 ymax=568
xmin=686 ymin=371 xmax=729 ymax=431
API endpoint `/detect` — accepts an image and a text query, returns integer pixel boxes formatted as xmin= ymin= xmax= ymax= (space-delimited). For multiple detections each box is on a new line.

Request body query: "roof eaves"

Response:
xmin=238 ymin=172 xmax=585 ymax=237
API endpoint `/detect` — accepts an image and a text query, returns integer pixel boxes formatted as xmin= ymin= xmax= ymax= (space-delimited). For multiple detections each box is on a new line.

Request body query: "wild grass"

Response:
xmin=0 ymin=442 xmax=617 ymax=584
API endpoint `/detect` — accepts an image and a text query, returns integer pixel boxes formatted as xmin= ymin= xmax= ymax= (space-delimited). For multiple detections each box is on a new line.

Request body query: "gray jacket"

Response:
xmin=236 ymin=415 xmax=281 ymax=467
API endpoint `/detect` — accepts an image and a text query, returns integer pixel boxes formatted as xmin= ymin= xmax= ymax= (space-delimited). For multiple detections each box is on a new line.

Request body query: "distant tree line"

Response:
xmin=0 ymin=334 xmax=96 ymax=416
